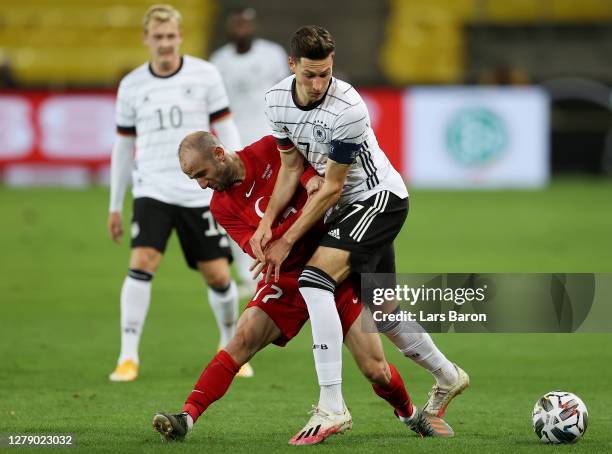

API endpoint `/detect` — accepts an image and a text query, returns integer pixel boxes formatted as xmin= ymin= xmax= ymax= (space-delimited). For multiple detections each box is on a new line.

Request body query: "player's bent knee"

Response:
xmin=305 ymin=247 xmax=351 ymax=283
xmin=198 ymin=259 xmax=231 ymax=288
xmin=360 ymin=359 xmax=391 ymax=386
xmin=207 ymin=273 xmax=230 ymax=288
xmin=129 ymin=247 xmax=162 ymax=273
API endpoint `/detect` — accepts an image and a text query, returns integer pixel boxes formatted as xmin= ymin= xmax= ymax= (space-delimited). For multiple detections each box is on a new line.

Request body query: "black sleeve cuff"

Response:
xmin=275 ymin=137 xmax=294 ymax=151
xmin=209 ymin=107 xmax=231 ymax=123
xmin=117 ymin=125 xmax=136 ymax=136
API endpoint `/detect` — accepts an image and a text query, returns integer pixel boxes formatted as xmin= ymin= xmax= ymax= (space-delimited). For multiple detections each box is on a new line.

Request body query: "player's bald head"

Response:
xmin=178 ymin=131 xmax=241 ymax=191
xmin=179 ymin=131 xmax=220 ymax=159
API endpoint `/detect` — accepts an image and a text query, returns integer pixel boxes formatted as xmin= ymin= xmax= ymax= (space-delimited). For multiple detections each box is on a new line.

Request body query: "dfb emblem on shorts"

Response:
xmin=131 ymin=222 xmax=140 ymax=239
xmin=313 ymin=124 xmax=327 ymax=143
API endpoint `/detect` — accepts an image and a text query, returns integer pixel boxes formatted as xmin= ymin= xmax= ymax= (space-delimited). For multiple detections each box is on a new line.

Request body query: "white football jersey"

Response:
xmin=115 ymin=55 xmax=231 ymax=207
xmin=210 ymin=39 xmax=288 ymax=146
xmin=265 ymin=76 xmax=408 ymax=220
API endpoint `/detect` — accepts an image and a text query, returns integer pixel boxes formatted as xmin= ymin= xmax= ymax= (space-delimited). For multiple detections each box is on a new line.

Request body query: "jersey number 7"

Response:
xmin=253 ymin=284 xmax=283 ymax=303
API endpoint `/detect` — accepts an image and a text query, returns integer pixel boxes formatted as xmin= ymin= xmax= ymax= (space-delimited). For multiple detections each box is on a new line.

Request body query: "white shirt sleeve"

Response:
xmin=212 ymin=115 xmax=242 ymax=151
xmin=332 ymin=102 xmax=369 ymax=143
xmin=329 ymin=102 xmax=369 ymax=164
xmin=109 ymin=134 xmax=135 ymax=213
xmin=115 ymin=79 xmax=136 ymax=129
xmin=264 ymin=94 xmax=290 ymax=140
xmin=206 ymin=65 xmax=232 ymax=118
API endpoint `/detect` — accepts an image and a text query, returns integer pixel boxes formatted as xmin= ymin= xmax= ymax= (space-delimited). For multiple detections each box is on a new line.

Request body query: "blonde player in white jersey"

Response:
xmin=251 ymin=26 xmax=468 ymax=445
xmin=210 ymin=7 xmax=289 ymax=298
xmin=107 ymin=4 xmax=253 ymax=382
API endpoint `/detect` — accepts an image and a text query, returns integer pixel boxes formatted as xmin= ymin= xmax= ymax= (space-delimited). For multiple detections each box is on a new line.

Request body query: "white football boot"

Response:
xmin=423 ymin=364 xmax=470 ymax=417
xmin=289 ymin=405 xmax=352 ymax=445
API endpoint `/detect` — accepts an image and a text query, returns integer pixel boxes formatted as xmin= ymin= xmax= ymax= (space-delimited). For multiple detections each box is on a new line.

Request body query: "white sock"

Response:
xmin=400 ymin=403 xmax=417 ymax=422
xmin=384 ymin=321 xmax=458 ymax=387
xmin=118 ymin=275 xmax=152 ymax=364
xmin=208 ymin=280 xmax=238 ymax=347
xmin=298 ymin=280 xmax=344 ymax=413
xmin=319 ymin=384 xmax=345 ymax=414
xmin=229 ymin=238 xmax=253 ymax=284
xmin=184 ymin=413 xmax=194 ymax=431
xmin=432 ymin=362 xmax=459 ymax=387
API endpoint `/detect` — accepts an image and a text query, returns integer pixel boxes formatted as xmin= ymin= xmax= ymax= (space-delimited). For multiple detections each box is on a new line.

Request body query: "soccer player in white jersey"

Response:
xmin=107 ymin=4 xmax=253 ymax=382
xmin=210 ymin=7 xmax=289 ymax=298
xmin=251 ymin=26 xmax=469 ymax=443
xmin=210 ymin=7 xmax=288 ymax=147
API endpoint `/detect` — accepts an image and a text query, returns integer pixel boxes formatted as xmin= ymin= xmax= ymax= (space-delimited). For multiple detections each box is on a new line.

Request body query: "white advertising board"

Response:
xmin=406 ymin=87 xmax=550 ymax=188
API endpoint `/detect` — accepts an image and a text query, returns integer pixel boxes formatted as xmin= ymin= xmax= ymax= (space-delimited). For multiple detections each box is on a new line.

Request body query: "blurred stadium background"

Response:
xmin=1 ymin=1 xmax=611 ymax=452
xmin=2 ymin=0 xmax=612 ymax=182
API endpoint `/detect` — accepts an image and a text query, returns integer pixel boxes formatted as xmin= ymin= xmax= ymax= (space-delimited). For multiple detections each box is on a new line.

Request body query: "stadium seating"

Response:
xmin=554 ymin=0 xmax=612 ymax=21
xmin=381 ymin=0 xmax=612 ymax=84
xmin=0 ymin=0 xmax=216 ymax=86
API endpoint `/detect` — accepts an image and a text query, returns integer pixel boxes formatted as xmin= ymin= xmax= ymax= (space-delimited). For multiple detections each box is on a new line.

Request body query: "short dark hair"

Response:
xmin=290 ymin=25 xmax=335 ymax=61
xmin=227 ymin=6 xmax=256 ymax=22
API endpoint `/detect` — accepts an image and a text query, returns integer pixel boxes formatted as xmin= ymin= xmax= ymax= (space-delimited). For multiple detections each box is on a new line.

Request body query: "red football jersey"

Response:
xmin=211 ymin=135 xmax=321 ymax=272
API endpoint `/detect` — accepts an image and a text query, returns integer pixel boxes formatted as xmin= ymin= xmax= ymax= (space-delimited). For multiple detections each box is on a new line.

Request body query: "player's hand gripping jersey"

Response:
xmin=210 ymin=136 xmax=361 ymax=345
xmin=210 ymin=136 xmax=322 ymax=272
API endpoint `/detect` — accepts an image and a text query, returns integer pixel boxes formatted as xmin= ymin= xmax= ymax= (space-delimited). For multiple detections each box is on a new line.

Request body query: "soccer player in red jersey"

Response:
xmin=152 ymin=132 xmax=454 ymax=445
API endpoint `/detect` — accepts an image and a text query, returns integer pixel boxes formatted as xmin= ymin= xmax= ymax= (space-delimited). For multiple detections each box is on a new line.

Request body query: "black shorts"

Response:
xmin=130 ymin=197 xmax=232 ymax=270
xmin=318 ymin=191 xmax=408 ymax=273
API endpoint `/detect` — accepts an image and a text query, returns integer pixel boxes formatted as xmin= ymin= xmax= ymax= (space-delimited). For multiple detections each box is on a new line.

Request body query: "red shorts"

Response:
xmin=246 ymin=273 xmax=362 ymax=347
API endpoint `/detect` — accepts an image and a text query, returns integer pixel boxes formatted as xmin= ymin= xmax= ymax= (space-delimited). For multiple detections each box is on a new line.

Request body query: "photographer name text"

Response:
xmin=372 ymin=310 xmax=487 ymax=323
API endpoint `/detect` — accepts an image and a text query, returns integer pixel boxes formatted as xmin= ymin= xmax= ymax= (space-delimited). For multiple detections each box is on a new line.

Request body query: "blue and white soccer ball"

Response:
xmin=532 ymin=391 xmax=588 ymax=444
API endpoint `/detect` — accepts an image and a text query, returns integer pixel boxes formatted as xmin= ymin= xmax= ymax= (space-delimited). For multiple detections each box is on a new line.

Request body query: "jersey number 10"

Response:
xmin=155 ymin=105 xmax=183 ymax=130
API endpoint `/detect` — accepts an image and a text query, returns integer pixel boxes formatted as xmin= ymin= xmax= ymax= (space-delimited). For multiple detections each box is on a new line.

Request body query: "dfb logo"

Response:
xmin=312 ymin=344 xmax=329 ymax=350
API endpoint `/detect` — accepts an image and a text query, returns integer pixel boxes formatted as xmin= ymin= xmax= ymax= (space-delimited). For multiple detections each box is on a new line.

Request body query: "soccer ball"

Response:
xmin=532 ymin=391 xmax=588 ymax=443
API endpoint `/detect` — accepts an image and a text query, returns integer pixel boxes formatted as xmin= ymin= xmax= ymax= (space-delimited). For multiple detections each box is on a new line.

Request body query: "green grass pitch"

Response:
xmin=1 ymin=178 xmax=611 ymax=453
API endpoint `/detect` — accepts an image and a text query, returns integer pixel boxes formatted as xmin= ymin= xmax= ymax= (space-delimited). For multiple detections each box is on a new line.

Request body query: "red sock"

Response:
xmin=372 ymin=363 xmax=413 ymax=418
xmin=182 ymin=350 xmax=241 ymax=424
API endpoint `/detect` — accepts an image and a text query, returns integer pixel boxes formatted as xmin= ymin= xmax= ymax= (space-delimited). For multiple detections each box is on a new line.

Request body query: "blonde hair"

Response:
xmin=143 ymin=4 xmax=182 ymax=32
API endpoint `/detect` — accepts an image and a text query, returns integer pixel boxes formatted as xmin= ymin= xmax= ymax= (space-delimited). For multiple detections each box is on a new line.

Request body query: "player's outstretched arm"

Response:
xmin=250 ymin=147 xmax=304 ymax=261
xmin=212 ymin=194 xmax=303 ymax=282
xmin=108 ymin=134 xmax=135 ymax=243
